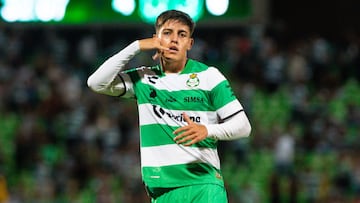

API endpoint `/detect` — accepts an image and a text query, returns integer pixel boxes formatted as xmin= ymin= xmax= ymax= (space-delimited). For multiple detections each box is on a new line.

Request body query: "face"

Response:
xmin=156 ymin=20 xmax=193 ymax=63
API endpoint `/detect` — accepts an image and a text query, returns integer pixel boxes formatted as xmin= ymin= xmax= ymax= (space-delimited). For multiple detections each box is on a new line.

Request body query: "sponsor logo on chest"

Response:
xmin=184 ymin=96 xmax=204 ymax=103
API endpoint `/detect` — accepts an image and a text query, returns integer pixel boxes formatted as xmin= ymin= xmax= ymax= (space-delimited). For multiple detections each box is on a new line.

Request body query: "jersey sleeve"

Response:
xmin=208 ymin=67 xmax=243 ymax=120
xmin=87 ymin=41 xmax=140 ymax=96
xmin=117 ymin=72 xmax=135 ymax=98
xmin=206 ymin=67 xmax=251 ymax=140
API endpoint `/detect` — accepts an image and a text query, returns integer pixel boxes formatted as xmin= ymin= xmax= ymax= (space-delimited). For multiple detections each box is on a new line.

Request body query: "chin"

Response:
xmin=163 ymin=55 xmax=177 ymax=61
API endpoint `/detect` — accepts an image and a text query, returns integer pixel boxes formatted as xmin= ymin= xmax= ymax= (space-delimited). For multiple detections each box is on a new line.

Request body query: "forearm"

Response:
xmin=206 ymin=112 xmax=251 ymax=140
xmin=87 ymin=40 xmax=140 ymax=96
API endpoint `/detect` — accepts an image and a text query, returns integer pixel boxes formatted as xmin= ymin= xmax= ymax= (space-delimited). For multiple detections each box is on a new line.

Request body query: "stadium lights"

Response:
xmin=1 ymin=0 xmax=70 ymax=22
xmin=138 ymin=0 xmax=204 ymax=23
xmin=206 ymin=0 xmax=229 ymax=16
xmin=0 ymin=0 xmax=230 ymax=23
xmin=112 ymin=0 xmax=136 ymax=16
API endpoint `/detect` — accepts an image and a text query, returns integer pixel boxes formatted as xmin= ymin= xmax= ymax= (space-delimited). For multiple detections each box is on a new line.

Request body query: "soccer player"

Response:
xmin=87 ymin=9 xmax=251 ymax=203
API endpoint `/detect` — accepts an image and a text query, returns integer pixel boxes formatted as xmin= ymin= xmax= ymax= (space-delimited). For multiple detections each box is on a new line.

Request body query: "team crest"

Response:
xmin=186 ymin=73 xmax=200 ymax=88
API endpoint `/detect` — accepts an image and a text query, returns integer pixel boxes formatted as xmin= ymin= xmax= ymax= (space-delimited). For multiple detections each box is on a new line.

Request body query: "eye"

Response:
xmin=179 ymin=33 xmax=187 ymax=38
xmin=163 ymin=30 xmax=171 ymax=35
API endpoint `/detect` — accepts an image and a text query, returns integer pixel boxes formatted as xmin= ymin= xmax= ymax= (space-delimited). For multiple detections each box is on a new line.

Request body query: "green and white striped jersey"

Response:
xmin=120 ymin=59 xmax=243 ymax=188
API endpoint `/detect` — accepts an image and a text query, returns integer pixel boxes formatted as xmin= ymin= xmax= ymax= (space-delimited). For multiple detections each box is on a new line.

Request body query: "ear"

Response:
xmin=187 ymin=38 xmax=194 ymax=50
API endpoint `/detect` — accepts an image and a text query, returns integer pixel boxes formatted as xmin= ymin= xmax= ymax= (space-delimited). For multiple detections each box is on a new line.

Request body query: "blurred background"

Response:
xmin=0 ymin=0 xmax=359 ymax=202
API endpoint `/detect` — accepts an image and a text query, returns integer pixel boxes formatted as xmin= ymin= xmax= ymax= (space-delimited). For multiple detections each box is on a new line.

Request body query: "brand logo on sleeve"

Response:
xmin=165 ymin=96 xmax=177 ymax=103
xmin=149 ymin=88 xmax=157 ymax=98
xmin=147 ymin=75 xmax=159 ymax=84
xmin=186 ymin=73 xmax=200 ymax=88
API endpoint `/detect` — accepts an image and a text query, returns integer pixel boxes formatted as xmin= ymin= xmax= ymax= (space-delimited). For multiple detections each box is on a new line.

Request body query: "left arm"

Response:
xmin=206 ymin=111 xmax=251 ymax=140
xmin=173 ymin=111 xmax=251 ymax=146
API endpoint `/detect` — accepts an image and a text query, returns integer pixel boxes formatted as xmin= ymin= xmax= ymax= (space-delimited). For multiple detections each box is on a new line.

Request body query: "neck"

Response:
xmin=160 ymin=57 xmax=188 ymax=74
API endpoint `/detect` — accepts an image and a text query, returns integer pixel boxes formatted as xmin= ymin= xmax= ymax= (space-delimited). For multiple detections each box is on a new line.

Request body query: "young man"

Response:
xmin=87 ymin=10 xmax=251 ymax=203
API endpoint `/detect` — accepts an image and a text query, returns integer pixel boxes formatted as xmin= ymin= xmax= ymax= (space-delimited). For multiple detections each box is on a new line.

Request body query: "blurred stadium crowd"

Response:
xmin=0 ymin=23 xmax=359 ymax=203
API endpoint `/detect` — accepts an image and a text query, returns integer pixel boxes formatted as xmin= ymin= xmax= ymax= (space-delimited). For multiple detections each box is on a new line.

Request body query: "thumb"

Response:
xmin=152 ymin=51 xmax=160 ymax=60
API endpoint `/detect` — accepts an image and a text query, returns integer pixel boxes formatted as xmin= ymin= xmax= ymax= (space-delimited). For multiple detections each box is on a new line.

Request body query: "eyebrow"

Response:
xmin=162 ymin=28 xmax=189 ymax=34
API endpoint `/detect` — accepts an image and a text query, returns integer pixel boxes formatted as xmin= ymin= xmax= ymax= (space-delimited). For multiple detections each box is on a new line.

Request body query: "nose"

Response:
xmin=170 ymin=33 xmax=178 ymax=43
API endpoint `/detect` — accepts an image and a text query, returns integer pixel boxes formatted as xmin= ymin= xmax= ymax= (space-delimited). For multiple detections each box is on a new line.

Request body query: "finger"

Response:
xmin=153 ymin=37 xmax=168 ymax=50
xmin=182 ymin=112 xmax=193 ymax=125
xmin=173 ymin=125 xmax=190 ymax=135
xmin=173 ymin=129 xmax=193 ymax=141
xmin=152 ymin=51 xmax=160 ymax=60
xmin=159 ymin=45 xmax=170 ymax=51
xmin=152 ymin=47 xmax=169 ymax=60
xmin=181 ymin=135 xmax=202 ymax=146
xmin=175 ymin=134 xmax=196 ymax=144
xmin=183 ymin=139 xmax=198 ymax=146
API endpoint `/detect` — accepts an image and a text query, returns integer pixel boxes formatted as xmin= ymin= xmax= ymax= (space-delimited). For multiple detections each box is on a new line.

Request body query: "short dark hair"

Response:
xmin=155 ymin=10 xmax=195 ymax=36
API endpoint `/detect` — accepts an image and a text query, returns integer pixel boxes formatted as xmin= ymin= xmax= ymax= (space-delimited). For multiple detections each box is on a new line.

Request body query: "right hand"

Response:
xmin=138 ymin=37 xmax=169 ymax=60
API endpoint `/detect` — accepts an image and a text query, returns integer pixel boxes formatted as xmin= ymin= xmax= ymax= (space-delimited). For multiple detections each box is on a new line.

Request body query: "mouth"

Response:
xmin=168 ymin=46 xmax=179 ymax=52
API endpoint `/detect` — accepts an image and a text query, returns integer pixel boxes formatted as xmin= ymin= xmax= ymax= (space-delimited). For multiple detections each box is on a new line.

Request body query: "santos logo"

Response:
xmin=152 ymin=105 xmax=201 ymax=123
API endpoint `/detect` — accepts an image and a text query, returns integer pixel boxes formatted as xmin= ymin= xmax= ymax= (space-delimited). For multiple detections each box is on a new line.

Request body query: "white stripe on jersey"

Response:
xmin=138 ymin=104 xmax=218 ymax=126
xmin=141 ymin=144 xmax=220 ymax=169
xmin=217 ymin=100 xmax=243 ymax=120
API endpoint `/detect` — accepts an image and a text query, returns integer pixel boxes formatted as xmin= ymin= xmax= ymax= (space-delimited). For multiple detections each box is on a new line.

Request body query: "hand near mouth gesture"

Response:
xmin=138 ymin=37 xmax=169 ymax=60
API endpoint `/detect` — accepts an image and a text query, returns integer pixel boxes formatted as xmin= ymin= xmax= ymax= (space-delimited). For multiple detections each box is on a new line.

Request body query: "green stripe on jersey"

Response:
xmin=181 ymin=59 xmax=208 ymax=73
xmin=142 ymin=163 xmax=224 ymax=188
xmin=136 ymin=85 xmax=213 ymax=111
xmin=141 ymin=124 xmax=218 ymax=148
xmin=211 ymin=80 xmax=237 ymax=110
